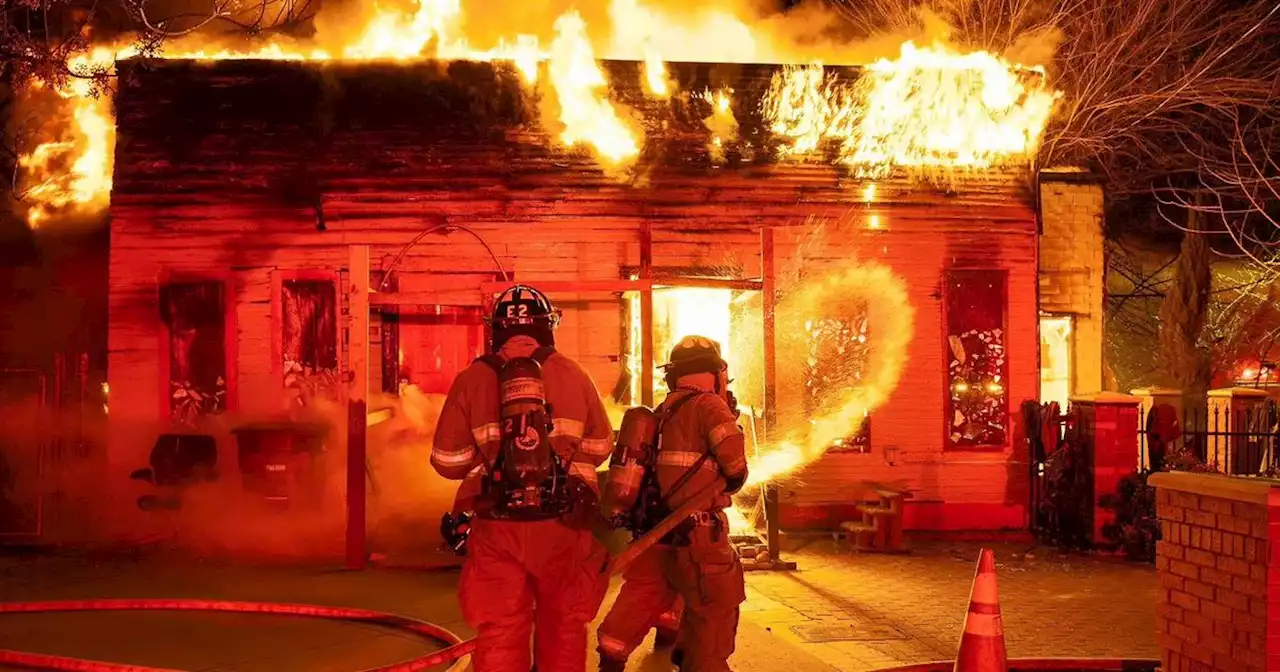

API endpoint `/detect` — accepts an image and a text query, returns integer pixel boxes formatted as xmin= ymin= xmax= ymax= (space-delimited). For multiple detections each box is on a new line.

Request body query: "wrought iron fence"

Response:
xmin=1026 ymin=397 xmax=1280 ymax=547
xmin=1139 ymin=401 xmax=1280 ymax=476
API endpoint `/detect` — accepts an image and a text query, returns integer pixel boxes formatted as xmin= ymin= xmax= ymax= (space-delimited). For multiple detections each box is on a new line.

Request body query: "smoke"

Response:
xmin=0 ymin=383 xmax=460 ymax=562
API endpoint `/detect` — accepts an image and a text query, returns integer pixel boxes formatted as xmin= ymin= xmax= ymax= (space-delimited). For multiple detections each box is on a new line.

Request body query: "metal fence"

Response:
xmin=1026 ymin=397 xmax=1280 ymax=545
xmin=1139 ymin=401 xmax=1280 ymax=476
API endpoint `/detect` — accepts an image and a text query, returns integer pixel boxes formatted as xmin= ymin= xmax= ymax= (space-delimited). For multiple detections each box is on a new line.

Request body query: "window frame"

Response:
xmin=941 ymin=268 xmax=1011 ymax=452
xmin=156 ymin=271 xmax=238 ymax=423
xmin=270 ymin=269 xmax=344 ymax=393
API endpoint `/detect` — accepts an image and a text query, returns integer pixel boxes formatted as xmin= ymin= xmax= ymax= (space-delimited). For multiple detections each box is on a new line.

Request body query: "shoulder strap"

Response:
xmin=532 ymin=346 xmax=556 ymax=364
xmin=656 ymin=391 xmax=717 ymax=504
xmin=474 ymin=354 xmax=504 ymax=374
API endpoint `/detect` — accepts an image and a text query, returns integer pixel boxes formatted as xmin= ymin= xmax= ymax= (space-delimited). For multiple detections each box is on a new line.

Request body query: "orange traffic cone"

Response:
xmin=954 ymin=548 xmax=1007 ymax=672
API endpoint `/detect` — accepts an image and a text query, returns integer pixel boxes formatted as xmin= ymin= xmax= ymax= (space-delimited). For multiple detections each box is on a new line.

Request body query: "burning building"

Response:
xmin=10 ymin=4 xmax=1107 ymax=552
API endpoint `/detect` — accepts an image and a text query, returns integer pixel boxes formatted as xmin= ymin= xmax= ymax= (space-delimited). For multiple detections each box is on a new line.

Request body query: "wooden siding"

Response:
xmin=108 ymin=59 xmax=1039 ymax=524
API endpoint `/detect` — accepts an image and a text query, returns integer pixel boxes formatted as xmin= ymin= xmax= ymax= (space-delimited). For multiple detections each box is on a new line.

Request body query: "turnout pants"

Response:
xmin=596 ymin=545 xmax=684 ymax=663
xmin=460 ymin=517 xmax=609 ymax=672
xmin=661 ymin=525 xmax=746 ymax=672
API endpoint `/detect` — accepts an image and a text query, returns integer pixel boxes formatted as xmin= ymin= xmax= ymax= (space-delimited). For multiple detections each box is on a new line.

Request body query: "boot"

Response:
xmin=598 ymin=655 xmax=626 ymax=672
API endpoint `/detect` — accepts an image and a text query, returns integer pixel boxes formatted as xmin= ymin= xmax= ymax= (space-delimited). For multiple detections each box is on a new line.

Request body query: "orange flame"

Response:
xmin=700 ymin=88 xmax=738 ymax=165
xmin=764 ymin=43 xmax=1060 ymax=177
xmin=643 ymin=50 xmax=670 ymax=98
xmin=547 ymin=10 xmax=640 ymax=166
xmin=17 ymin=0 xmax=1060 ymax=228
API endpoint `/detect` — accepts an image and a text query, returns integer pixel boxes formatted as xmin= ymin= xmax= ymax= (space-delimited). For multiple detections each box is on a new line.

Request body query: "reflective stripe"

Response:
xmin=709 ymin=421 xmax=743 ymax=447
xmin=656 ymin=451 xmax=717 ymax=470
xmin=569 ymin=461 xmax=599 ymax=480
xmin=550 ymin=418 xmax=585 ymax=439
xmin=598 ymin=633 xmax=630 ymax=657
xmin=431 ymin=446 xmax=477 ymax=467
xmin=580 ymin=436 xmax=612 ymax=457
xmin=471 ymin=423 xmax=501 ymax=446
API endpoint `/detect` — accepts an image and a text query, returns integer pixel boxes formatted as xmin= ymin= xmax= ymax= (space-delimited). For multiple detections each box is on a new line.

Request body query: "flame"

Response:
xmin=547 ymin=10 xmax=640 ymax=166
xmin=764 ymin=43 xmax=1059 ymax=177
xmin=17 ymin=0 xmax=1060 ymax=228
xmin=700 ymin=88 xmax=738 ymax=165
xmin=344 ymin=0 xmax=460 ymax=60
xmin=643 ymin=49 xmax=670 ymax=98
xmin=18 ymin=47 xmax=133 ymax=227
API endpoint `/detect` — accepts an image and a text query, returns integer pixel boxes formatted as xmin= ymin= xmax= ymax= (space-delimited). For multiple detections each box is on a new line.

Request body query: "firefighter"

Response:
xmin=597 ymin=335 xmax=747 ymax=671
xmin=431 ymin=285 xmax=613 ymax=672
xmin=653 ymin=335 xmax=748 ymax=672
xmin=597 ymin=563 xmax=685 ymax=670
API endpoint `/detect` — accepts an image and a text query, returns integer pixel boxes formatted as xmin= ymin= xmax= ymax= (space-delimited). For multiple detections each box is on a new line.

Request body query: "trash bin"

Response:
xmin=232 ymin=422 xmax=329 ymax=508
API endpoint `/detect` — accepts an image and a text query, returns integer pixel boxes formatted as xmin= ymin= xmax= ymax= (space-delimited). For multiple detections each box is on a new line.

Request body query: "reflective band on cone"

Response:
xmin=953 ymin=548 xmax=1007 ymax=672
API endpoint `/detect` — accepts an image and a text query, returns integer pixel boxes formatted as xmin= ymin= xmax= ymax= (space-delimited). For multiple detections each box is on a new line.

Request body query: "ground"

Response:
xmin=0 ymin=540 xmax=1158 ymax=671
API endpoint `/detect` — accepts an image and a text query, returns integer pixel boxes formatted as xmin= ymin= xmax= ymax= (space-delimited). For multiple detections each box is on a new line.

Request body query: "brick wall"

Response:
xmin=1150 ymin=472 xmax=1274 ymax=672
xmin=1038 ymin=171 xmax=1105 ymax=395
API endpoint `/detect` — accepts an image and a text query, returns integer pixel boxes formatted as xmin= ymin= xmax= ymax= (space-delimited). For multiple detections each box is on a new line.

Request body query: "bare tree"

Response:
xmin=834 ymin=0 xmax=1280 ymax=267
xmin=1 ymin=0 xmax=319 ymax=216
xmin=1158 ymin=206 xmax=1212 ymax=398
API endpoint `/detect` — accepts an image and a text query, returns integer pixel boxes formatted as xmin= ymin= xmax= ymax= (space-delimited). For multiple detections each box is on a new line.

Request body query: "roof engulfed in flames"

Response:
xmin=16 ymin=0 xmax=1060 ymax=227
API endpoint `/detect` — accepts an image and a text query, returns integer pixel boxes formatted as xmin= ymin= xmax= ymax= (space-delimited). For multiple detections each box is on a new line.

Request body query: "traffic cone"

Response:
xmin=953 ymin=548 xmax=1007 ymax=672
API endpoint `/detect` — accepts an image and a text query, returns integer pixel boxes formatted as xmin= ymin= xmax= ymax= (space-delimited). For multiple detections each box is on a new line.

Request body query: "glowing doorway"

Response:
xmin=1040 ymin=316 xmax=1072 ymax=409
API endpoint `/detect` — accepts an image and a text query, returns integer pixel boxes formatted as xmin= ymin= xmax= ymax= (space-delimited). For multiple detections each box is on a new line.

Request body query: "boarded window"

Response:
xmin=282 ymin=280 xmax=339 ymax=407
xmin=804 ymin=307 xmax=871 ymax=452
xmin=945 ymin=270 xmax=1008 ymax=449
xmin=160 ymin=282 xmax=227 ymax=425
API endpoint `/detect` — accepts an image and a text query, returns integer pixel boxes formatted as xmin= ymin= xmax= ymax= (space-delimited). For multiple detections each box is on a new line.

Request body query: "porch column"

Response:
xmin=346 ymin=245 xmax=370 ymax=570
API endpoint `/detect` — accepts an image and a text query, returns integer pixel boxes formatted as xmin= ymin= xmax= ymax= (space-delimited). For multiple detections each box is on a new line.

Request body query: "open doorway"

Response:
xmin=1040 ymin=315 xmax=1073 ymax=409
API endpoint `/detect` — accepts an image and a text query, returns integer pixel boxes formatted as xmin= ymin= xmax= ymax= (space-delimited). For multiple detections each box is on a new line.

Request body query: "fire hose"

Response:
xmin=0 ymin=478 xmax=726 ymax=672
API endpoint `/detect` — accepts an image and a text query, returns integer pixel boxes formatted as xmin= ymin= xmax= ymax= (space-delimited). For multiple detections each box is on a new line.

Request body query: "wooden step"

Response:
xmin=857 ymin=504 xmax=895 ymax=516
xmin=839 ymin=521 xmax=876 ymax=533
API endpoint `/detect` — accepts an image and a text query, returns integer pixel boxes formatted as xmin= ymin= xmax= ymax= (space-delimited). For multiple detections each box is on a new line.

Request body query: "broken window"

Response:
xmin=160 ymin=282 xmax=227 ymax=426
xmin=282 ymin=279 xmax=339 ymax=408
xmin=945 ymin=270 xmax=1008 ymax=449
xmin=803 ymin=306 xmax=872 ymax=452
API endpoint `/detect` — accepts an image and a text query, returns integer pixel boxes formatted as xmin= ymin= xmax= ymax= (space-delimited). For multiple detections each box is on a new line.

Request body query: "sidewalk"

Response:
xmin=0 ymin=540 xmax=1157 ymax=672
xmin=736 ymin=540 xmax=1159 ymax=671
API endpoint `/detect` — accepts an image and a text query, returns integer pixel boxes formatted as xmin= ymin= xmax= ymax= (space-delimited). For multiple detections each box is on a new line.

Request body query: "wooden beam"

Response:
xmin=472 ymin=278 xmax=763 ymax=297
xmin=641 ymin=222 xmax=655 ymax=407
xmin=760 ymin=226 xmax=781 ymax=563
xmin=346 ymin=245 xmax=370 ymax=570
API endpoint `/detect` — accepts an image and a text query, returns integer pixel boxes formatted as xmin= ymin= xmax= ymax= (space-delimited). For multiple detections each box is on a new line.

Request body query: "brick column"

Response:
xmin=1038 ymin=170 xmax=1105 ymax=396
xmin=1149 ymin=472 xmax=1273 ymax=672
xmin=1072 ymin=391 xmax=1142 ymax=544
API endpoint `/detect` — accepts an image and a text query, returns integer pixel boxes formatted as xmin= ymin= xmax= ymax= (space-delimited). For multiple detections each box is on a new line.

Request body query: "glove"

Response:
xmin=440 ymin=511 xmax=472 ymax=556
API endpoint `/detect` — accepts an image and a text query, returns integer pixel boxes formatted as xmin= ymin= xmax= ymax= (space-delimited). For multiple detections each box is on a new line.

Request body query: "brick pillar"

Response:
xmin=1071 ymin=391 xmax=1142 ymax=544
xmin=1150 ymin=472 xmax=1272 ymax=672
xmin=1206 ymin=387 xmax=1271 ymax=474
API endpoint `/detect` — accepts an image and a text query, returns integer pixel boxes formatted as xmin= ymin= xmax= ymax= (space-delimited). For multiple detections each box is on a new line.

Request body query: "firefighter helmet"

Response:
xmin=660 ymin=335 xmax=728 ymax=389
xmin=488 ymin=285 xmax=561 ymax=350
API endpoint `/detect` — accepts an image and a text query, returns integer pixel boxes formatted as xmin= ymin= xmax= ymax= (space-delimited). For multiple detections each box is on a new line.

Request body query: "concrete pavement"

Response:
xmin=0 ymin=540 xmax=1157 ymax=671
